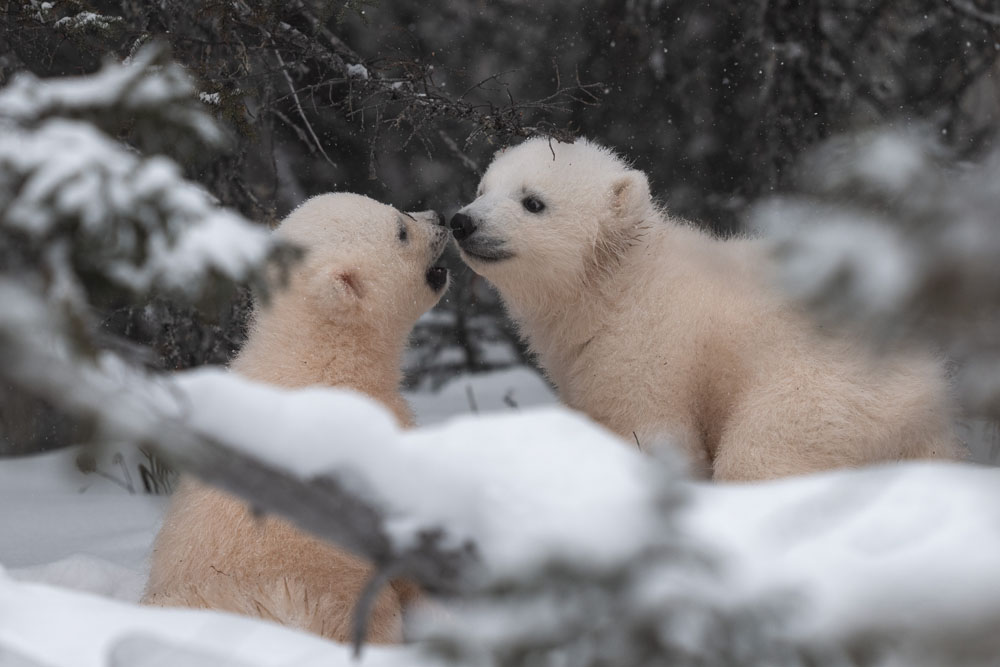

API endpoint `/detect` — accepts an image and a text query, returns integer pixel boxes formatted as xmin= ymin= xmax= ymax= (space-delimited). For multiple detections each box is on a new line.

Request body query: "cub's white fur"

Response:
xmin=144 ymin=193 xmax=449 ymax=641
xmin=452 ymin=138 xmax=964 ymax=480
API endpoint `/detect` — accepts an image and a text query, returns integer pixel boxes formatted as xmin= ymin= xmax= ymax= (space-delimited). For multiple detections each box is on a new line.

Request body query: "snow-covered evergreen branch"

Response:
xmin=751 ymin=127 xmax=1000 ymax=420
xmin=0 ymin=43 xmax=294 ymax=343
xmin=0 ymin=43 xmax=222 ymax=152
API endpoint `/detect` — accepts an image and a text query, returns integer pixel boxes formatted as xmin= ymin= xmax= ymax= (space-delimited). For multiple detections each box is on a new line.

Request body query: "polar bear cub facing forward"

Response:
xmin=450 ymin=138 xmax=963 ymax=480
xmin=144 ymin=193 xmax=450 ymax=642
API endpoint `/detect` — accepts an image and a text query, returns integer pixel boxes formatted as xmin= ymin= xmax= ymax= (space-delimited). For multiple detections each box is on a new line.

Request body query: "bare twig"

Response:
xmin=269 ymin=108 xmax=314 ymax=153
xmin=944 ymin=0 xmax=1000 ymax=26
xmin=502 ymin=390 xmax=518 ymax=409
xmin=438 ymin=130 xmax=480 ymax=174
xmin=241 ymin=4 xmax=601 ymax=147
xmin=272 ymin=48 xmax=336 ymax=169
xmin=466 ymin=384 xmax=479 ymax=414
xmin=352 ymin=560 xmax=407 ymax=656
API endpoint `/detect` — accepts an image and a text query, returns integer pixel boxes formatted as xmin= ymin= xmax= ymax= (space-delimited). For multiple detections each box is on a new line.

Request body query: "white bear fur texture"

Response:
xmin=452 ymin=137 xmax=965 ymax=481
xmin=143 ymin=193 xmax=450 ymax=642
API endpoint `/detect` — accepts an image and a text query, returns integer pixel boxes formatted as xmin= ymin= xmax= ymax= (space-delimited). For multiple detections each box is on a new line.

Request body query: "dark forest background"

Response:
xmin=2 ymin=0 xmax=999 ymax=455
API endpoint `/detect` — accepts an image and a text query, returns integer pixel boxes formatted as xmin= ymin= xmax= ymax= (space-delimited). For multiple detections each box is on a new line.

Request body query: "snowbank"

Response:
xmin=0 ymin=448 xmax=164 ymax=586
xmin=3 ymin=368 xmax=1000 ymax=665
xmin=404 ymin=366 xmax=556 ymax=424
xmin=0 ymin=568 xmax=415 ymax=667
xmin=172 ymin=368 xmax=662 ymax=576
xmin=683 ymin=461 xmax=1000 ymax=650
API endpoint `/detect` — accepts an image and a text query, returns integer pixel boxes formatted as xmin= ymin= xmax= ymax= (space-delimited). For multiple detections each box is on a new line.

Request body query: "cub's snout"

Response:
xmin=448 ymin=208 xmax=514 ymax=264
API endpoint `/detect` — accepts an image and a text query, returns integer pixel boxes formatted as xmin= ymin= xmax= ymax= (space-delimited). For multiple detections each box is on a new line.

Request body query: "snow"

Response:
xmin=0 ymin=568 xmax=418 ymax=667
xmin=172 ymin=368 xmax=660 ymax=574
xmin=812 ymin=130 xmax=928 ymax=195
xmin=3 ymin=365 xmax=1000 ymax=664
xmin=0 ymin=448 xmax=164 ymax=593
xmin=0 ymin=368 xmax=561 ymax=667
xmin=53 ymin=12 xmax=123 ymax=33
xmin=0 ymin=118 xmax=276 ymax=294
xmin=752 ymin=199 xmax=916 ymax=317
xmin=146 ymin=208 xmax=274 ymax=289
xmin=682 ymin=462 xmax=1000 ymax=649
xmin=12 ymin=556 xmax=146 ymax=603
xmin=346 ymin=64 xmax=370 ymax=80
xmin=1 ymin=120 xmax=117 ymax=235
xmin=0 ymin=46 xmax=247 ymax=306
xmin=854 ymin=132 xmax=926 ymax=192
xmin=405 ymin=366 xmax=556 ymax=423
xmin=0 ymin=44 xmax=219 ymax=149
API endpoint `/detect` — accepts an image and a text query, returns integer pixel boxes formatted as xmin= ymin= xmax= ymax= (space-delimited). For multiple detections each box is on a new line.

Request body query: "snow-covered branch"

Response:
xmin=0 ymin=44 xmax=295 ymax=311
xmin=0 ymin=118 xmax=283 ymax=299
xmin=0 ymin=42 xmax=223 ymax=154
xmin=751 ymin=127 xmax=1000 ymax=420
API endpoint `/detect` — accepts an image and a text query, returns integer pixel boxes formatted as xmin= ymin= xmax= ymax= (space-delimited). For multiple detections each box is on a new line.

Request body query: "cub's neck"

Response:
xmin=507 ymin=222 xmax=669 ymax=390
xmin=230 ymin=300 xmax=409 ymax=420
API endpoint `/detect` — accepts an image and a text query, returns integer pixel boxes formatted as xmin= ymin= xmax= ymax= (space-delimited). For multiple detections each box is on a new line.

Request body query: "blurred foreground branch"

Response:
xmin=752 ymin=126 xmax=1000 ymax=422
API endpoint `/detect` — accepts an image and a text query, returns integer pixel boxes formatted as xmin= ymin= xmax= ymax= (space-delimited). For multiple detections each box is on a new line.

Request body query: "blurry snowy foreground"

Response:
xmin=750 ymin=128 xmax=1000 ymax=426
xmin=3 ymin=364 xmax=1000 ymax=667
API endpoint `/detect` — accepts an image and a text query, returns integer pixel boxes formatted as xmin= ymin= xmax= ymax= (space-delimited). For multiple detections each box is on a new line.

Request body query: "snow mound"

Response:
xmin=404 ymin=366 xmax=556 ymax=425
xmin=0 ymin=571 xmax=414 ymax=667
xmin=10 ymin=555 xmax=145 ymax=603
xmin=174 ymin=368 xmax=660 ymax=575
xmin=685 ymin=461 xmax=1000 ymax=649
xmin=3 ymin=368 xmax=1000 ymax=664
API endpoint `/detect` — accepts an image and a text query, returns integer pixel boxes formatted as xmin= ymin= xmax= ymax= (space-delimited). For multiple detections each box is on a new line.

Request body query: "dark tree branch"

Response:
xmin=945 ymin=0 xmax=1000 ymax=26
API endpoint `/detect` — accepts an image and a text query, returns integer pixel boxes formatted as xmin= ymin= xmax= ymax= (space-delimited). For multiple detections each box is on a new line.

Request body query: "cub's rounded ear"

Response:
xmin=610 ymin=170 xmax=651 ymax=222
xmin=309 ymin=262 xmax=366 ymax=312
xmin=334 ymin=269 xmax=364 ymax=301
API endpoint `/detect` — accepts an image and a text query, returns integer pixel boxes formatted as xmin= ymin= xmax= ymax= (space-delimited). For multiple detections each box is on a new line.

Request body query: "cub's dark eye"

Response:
xmin=397 ymin=222 xmax=409 ymax=243
xmin=522 ymin=196 xmax=545 ymax=214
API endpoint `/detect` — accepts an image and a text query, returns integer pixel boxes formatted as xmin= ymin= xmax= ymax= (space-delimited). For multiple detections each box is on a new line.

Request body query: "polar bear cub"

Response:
xmin=144 ymin=193 xmax=450 ymax=642
xmin=450 ymin=138 xmax=964 ymax=481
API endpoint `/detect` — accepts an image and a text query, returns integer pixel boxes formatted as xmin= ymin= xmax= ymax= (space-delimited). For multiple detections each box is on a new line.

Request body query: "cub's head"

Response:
xmin=449 ymin=138 xmax=653 ymax=300
xmin=275 ymin=193 xmax=450 ymax=330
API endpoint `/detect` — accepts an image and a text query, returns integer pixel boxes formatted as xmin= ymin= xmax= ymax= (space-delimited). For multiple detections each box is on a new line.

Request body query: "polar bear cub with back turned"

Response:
xmin=144 ymin=193 xmax=450 ymax=642
xmin=450 ymin=138 xmax=964 ymax=481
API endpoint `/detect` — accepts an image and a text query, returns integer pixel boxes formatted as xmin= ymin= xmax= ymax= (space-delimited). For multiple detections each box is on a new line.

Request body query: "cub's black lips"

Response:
xmin=425 ymin=266 xmax=449 ymax=292
xmin=458 ymin=244 xmax=515 ymax=263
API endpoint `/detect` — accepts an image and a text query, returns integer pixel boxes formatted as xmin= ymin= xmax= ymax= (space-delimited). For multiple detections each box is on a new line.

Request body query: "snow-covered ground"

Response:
xmin=0 ymin=368 xmax=557 ymax=666
xmin=0 ymin=448 xmax=161 ymax=601
xmin=683 ymin=462 xmax=1000 ymax=658
xmin=3 ymin=366 xmax=1000 ymax=666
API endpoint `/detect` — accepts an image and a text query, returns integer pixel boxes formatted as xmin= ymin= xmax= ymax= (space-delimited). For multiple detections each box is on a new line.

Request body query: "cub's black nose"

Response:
xmin=434 ymin=211 xmax=447 ymax=227
xmin=450 ymin=212 xmax=477 ymax=241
